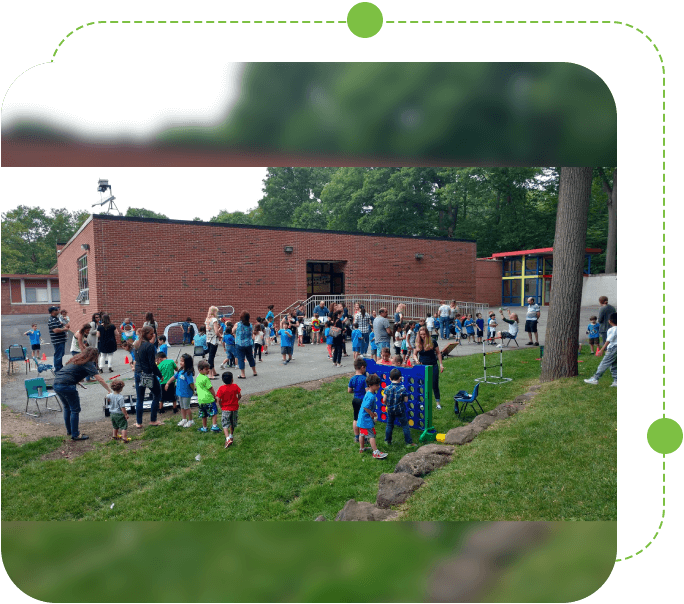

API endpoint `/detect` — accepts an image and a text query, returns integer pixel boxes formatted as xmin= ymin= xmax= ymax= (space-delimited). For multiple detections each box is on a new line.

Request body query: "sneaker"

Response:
xmin=436 ymin=401 xmax=442 ymax=410
xmin=198 ymin=427 xmax=209 ymax=433
xmin=534 ymin=342 xmax=539 ymax=346
xmin=359 ymin=446 xmax=371 ymax=453
xmin=610 ymin=381 xmax=617 ymax=387
xmin=224 ymin=439 xmax=233 ymax=448
xmin=219 ymin=362 xmax=227 ymax=369
xmin=211 ymin=425 xmax=221 ymax=432
xmin=372 ymin=450 xmax=388 ymax=459
xmin=177 ymin=419 xmax=186 ymax=427
xmin=526 ymin=342 xmax=534 ymax=345
xmin=185 ymin=420 xmax=194 ymax=428
xmin=584 ymin=377 xmax=599 ymax=385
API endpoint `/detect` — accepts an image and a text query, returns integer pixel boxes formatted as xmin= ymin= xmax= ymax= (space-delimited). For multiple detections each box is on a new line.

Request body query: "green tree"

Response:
xmin=125 ymin=208 xmax=169 ymax=219
xmin=209 ymin=209 xmax=255 ymax=225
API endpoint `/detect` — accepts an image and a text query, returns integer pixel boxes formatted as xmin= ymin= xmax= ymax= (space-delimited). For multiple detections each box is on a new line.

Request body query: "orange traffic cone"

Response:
xmin=124 ymin=355 xmax=130 ymax=364
xmin=41 ymin=352 xmax=47 ymax=361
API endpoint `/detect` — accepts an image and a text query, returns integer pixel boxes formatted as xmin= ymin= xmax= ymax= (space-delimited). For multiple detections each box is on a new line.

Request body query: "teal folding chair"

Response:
xmin=6 ymin=344 xmax=28 ymax=375
xmin=25 ymin=377 xmax=62 ymax=417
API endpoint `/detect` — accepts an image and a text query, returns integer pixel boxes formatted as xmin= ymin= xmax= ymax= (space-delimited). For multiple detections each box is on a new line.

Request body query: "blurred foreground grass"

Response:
xmin=2 ymin=521 xmax=615 ymax=602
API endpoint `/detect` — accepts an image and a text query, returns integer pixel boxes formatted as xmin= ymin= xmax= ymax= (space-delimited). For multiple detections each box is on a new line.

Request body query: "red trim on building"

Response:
xmin=491 ymin=247 xmax=602 ymax=258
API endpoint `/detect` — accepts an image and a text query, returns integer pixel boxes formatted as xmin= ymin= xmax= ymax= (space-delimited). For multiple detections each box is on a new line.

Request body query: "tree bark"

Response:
xmin=604 ymin=168 xmax=617 ymax=273
xmin=541 ymin=167 xmax=593 ymax=381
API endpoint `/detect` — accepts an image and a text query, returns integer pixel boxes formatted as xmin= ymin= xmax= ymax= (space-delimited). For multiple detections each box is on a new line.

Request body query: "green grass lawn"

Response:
xmin=1 ymin=347 xmax=616 ymax=521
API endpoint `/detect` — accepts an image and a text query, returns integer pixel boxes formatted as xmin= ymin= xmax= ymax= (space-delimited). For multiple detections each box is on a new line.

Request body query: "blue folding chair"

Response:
xmin=5 ymin=345 xmax=28 ymax=375
xmin=25 ymin=377 xmax=62 ymax=417
xmin=454 ymin=382 xmax=483 ymax=421
xmin=30 ymin=356 xmax=55 ymax=378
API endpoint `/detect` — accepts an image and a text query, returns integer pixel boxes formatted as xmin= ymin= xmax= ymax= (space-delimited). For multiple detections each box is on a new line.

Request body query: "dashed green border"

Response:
xmin=47 ymin=18 xmax=666 ymax=564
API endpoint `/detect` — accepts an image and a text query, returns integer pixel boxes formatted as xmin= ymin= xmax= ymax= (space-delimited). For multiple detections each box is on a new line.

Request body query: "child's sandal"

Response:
xmin=121 ymin=437 xmax=131 ymax=443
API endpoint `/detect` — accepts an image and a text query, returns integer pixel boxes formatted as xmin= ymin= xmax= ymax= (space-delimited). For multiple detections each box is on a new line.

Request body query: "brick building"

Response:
xmin=474 ymin=259 xmax=502 ymax=308
xmin=56 ymin=214 xmax=478 ymax=330
xmin=1 ymin=274 xmax=60 ymax=316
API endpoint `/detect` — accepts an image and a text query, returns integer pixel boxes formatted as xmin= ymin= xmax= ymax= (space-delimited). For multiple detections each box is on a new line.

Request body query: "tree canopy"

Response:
xmin=125 ymin=208 xmax=169 ymax=219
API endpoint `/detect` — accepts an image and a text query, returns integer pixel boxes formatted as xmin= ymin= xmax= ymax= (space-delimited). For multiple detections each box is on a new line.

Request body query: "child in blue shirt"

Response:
xmin=347 ymin=357 xmax=368 ymax=443
xmin=325 ymin=326 xmax=333 ymax=360
xmin=24 ymin=323 xmax=41 ymax=361
xmin=165 ymin=353 xmax=196 ymax=428
xmin=193 ymin=326 xmax=208 ymax=358
xmin=369 ymin=331 xmax=377 ymax=362
xmin=220 ymin=322 xmax=236 ymax=368
xmin=357 ymin=374 xmax=388 ymax=458
xmin=586 ymin=315 xmax=600 ymax=354
xmin=351 ymin=323 xmax=363 ymax=361
xmin=182 ymin=317 xmax=193 ymax=346
xmin=158 ymin=335 xmax=168 ymax=357
xmin=464 ymin=315 xmax=475 ymax=343
xmin=475 ymin=313 xmax=485 ymax=344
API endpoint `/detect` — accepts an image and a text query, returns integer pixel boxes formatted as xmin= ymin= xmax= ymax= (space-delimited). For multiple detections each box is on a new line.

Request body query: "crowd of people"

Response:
xmin=31 ymin=294 xmax=616 ymax=445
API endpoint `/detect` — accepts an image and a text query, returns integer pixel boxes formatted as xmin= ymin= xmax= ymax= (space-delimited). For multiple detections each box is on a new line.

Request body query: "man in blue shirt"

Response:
xmin=316 ymin=300 xmax=330 ymax=319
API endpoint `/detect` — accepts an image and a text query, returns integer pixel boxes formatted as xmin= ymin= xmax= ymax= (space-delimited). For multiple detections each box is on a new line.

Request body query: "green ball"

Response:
xmin=347 ymin=2 xmax=384 ymax=38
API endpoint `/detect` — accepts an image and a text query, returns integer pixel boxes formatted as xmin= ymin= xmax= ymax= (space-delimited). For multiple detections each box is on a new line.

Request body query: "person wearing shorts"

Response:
xmin=166 ymin=353 xmax=196 ymax=428
xmin=24 ymin=324 xmax=42 ymax=361
xmin=216 ymin=371 xmax=241 ymax=448
xmin=347 ymin=358 xmax=368 ymax=444
xmin=524 ymin=297 xmax=541 ymax=345
xmin=279 ymin=321 xmax=294 ymax=365
xmin=195 ymin=360 xmax=220 ymax=433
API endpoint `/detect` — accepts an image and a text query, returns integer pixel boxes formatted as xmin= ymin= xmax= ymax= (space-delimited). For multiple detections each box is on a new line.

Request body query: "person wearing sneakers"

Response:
xmin=195 ymin=360 xmax=221 ymax=433
xmin=107 ymin=380 xmax=131 ymax=443
xmin=357 ymin=374 xmax=388 ymax=459
xmin=216 ymin=371 xmax=241 ymax=448
xmin=383 ymin=368 xmax=418 ymax=448
xmin=584 ymin=313 xmax=617 ymax=387
xmin=347 ymin=357 xmax=368 ymax=445
xmin=524 ymin=297 xmax=541 ymax=346
xmin=166 ymin=354 xmax=196 ymax=428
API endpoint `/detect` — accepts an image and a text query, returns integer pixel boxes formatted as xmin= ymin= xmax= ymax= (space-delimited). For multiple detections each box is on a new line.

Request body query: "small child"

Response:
xmin=261 ymin=320 xmax=270 ymax=355
xmin=253 ymin=324 xmax=264 ymax=362
xmin=216 ymin=371 xmax=242 ymax=448
xmin=405 ymin=321 xmax=416 ymax=361
xmin=157 ymin=335 xmax=168 ymax=357
xmin=279 ymin=321 xmax=294 ymax=365
xmin=166 ymin=353 xmax=196 ymax=427
xmin=475 ymin=313 xmax=485 ymax=344
xmin=297 ymin=320 xmax=305 ymax=347
xmin=193 ymin=326 xmax=208 ymax=358
xmin=24 ymin=323 xmax=41 ymax=361
xmin=121 ymin=339 xmax=136 ymax=370
xmin=383 ymin=368 xmax=417 ymax=448
xmin=59 ymin=309 xmax=70 ymax=327
xmin=585 ymin=313 xmax=617 ymax=387
xmin=220 ymin=322 xmax=236 ymax=369
xmin=195 ymin=360 xmax=220 ymax=432
xmin=487 ymin=312 xmax=498 ymax=345
xmin=378 ymin=347 xmax=393 ymax=366
xmin=392 ymin=355 xmax=404 ymax=367
xmin=351 ymin=322 xmax=362 ymax=361
xmin=311 ymin=313 xmax=321 ymax=345
xmin=369 ymin=331 xmax=378 ymax=362
xmin=453 ymin=315 xmax=463 ymax=345
xmin=393 ymin=324 xmax=405 ymax=357
xmin=120 ymin=317 xmax=136 ymax=333
xmin=107 ymin=380 xmax=130 ymax=443
xmin=347 ymin=358 xmax=368 ymax=443
xmin=325 ymin=325 xmax=333 ymax=360
xmin=358 ymin=374 xmax=388 ymax=458
xmin=586 ymin=315 xmax=600 ymax=354
xmin=156 ymin=351 xmax=179 ymax=414
xmin=121 ymin=323 xmax=137 ymax=342
xmin=464 ymin=314 xmax=476 ymax=343
xmin=425 ymin=313 xmax=434 ymax=333
xmin=182 ymin=317 xmax=193 ymax=346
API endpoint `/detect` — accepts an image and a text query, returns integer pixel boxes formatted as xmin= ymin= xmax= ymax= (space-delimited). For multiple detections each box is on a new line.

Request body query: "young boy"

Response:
xmin=195 ymin=360 xmax=220 ymax=432
xmin=392 ymin=355 xmax=404 ymax=367
xmin=378 ymin=347 xmax=393 ymax=366
xmin=350 ymin=323 xmax=363 ymax=361
xmin=425 ymin=313 xmax=435 ymax=333
xmin=157 ymin=335 xmax=168 ymax=357
xmin=358 ymin=374 xmax=388 ymax=459
xmin=347 ymin=358 xmax=368 ymax=443
xmin=279 ymin=320 xmax=294 ymax=365
xmin=120 ymin=317 xmax=136 ymax=333
xmin=216 ymin=371 xmax=241 ymax=448
xmin=182 ymin=317 xmax=193 ymax=346
xmin=220 ymin=322 xmax=236 ymax=369
xmin=24 ymin=323 xmax=42 ymax=361
xmin=475 ymin=313 xmax=485 ymax=344
xmin=464 ymin=314 xmax=476 ymax=343
xmin=383 ymin=368 xmax=417 ymax=448
xmin=165 ymin=353 xmax=195 ymax=427
xmin=107 ymin=380 xmax=130 ymax=442
xmin=487 ymin=312 xmax=498 ymax=345
xmin=369 ymin=331 xmax=378 ymax=362
xmin=586 ymin=316 xmax=600 ymax=354
xmin=584 ymin=313 xmax=617 ymax=387
xmin=155 ymin=351 xmax=179 ymax=413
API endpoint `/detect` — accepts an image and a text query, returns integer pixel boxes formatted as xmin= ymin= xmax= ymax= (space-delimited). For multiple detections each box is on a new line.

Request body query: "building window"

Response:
xmin=25 ymin=287 xmax=49 ymax=303
xmin=77 ymin=255 xmax=89 ymax=303
xmin=525 ymin=257 xmax=539 ymax=275
xmin=51 ymin=287 xmax=60 ymax=303
xmin=503 ymin=259 xmax=522 ymax=277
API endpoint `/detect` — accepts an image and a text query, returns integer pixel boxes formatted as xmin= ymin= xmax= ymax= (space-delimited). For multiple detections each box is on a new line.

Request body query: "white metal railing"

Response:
xmin=275 ymin=294 xmax=489 ymax=324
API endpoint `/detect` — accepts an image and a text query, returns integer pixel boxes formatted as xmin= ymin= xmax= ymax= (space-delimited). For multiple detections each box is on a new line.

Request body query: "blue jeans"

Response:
xmin=236 ymin=346 xmax=256 ymax=371
xmin=385 ymin=410 xmax=413 ymax=444
xmin=53 ymin=341 xmax=66 ymax=372
xmin=135 ymin=372 xmax=161 ymax=424
xmin=53 ymin=383 xmax=80 ymax=437
xmin=440 ymin=318 xmax=450 ymax=339
xmin=361 ymin=332 xmax=370 ymax=354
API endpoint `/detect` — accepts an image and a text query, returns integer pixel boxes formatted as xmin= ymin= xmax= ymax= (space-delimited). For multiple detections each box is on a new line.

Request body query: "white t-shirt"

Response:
xmin=606 ymin=326 xmax=617 ymax=350
xmin=438 ymin=304 xmax=450 ymax=318
xmin=426 ymin=317 xmax=435 ymax=330
xmin=297 ymin=324 xmax=304 ymax=336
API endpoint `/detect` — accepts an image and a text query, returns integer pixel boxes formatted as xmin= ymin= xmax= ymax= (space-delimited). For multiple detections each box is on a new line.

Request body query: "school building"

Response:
xmin=1 ymin=274 xmax=61 ymax=316
xmin=55 ymin=214 xmax=481 ymax=329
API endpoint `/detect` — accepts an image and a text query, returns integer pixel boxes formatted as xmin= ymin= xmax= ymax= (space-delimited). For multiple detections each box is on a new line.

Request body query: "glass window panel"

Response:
xmin=544 ymin=257 xmax=553 ymax=274
xmin=524 ymin=278 xmax=539 ymax=301
xmin=51 ymin=288 xmax=60 ymax=302
xmin=525 ymin=257 xmax=538 ymax=274
xmin=25 ymin=288 xmax=36 ymax=303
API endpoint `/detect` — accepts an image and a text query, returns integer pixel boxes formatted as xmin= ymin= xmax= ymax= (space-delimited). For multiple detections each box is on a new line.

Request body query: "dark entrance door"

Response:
xmin=307 ymin=262 xmax=345 ymax=297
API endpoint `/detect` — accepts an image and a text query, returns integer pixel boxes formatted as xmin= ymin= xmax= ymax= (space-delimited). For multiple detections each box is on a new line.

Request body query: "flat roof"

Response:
xmin=2 ymin=274 xmax=59 ymax=279
xmin=491 ymin=247 xmax=602 ymax=258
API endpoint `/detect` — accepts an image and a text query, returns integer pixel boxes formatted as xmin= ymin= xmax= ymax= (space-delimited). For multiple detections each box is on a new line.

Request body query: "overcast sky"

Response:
xmin=1 ymin=62 xmax=266 ymax=220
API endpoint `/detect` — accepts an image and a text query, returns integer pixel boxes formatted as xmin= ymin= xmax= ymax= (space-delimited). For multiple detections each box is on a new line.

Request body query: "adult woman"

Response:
xmin=205 ymin=306 xmax=221 ymax=379
xmin=233 ymin=311 xmax=258 ymax=379
xmin=53 ymin=347 xmax=112 ymax=440
xmin=143 ymin=312 xmax=159 ymax=349
xmin=86 ymin=313 xmax=100 ymax=348
xmin=133 ymin=325 xmax=164 ymax=428
xmin=96 ymin=313 xmax=120 ymax=373
xmin=331 ymin=310 xmax=345 ymax=367
xmin=413 ymin=325 xmax=445 ymax=410
xmin=70 ymin=324 xmax=91 ymax=356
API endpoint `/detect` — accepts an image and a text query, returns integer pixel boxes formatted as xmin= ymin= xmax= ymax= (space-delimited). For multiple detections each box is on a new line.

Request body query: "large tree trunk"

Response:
xmin=604 ymin=168 xmax=617 ymax=273
xmin=541 ymin=167 xmax=593 ymax=381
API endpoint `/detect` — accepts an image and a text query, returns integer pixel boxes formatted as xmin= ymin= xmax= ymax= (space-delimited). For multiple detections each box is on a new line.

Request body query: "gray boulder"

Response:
xmin=470 ymin=413 xmax=497 ymax=432
xmin=444 ymin=425 xmax=477 ymax=445
xmin=394 ymin=444 xmax=455 ymax=476
xmin=335 ymin=499 xmax=398 ymax=521
xmin=376 ymin=472 xmax=425 ymax=508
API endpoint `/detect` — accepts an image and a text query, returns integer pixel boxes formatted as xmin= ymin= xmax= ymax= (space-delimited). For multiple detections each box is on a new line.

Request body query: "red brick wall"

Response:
xmin=58 ymin=216 xmax=478 ymax=331
xmin=475 ymin=258 xmax=502 ymax=307
xmin=1 ymin=277 xmax=60 ymax=316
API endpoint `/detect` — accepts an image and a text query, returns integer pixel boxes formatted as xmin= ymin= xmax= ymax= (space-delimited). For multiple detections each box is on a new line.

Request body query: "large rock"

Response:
xmin=394 ymin=444 xmax=455 ymax=476
xmin=335 ymin=499 xmax=398 ymax=521
xmin=376 ymin=472 xmax=425 ymax=508
xmin=444 ymin=425 xmax=476 ymax=445
xmin=470 ymin=413 xmax=497 ymax=432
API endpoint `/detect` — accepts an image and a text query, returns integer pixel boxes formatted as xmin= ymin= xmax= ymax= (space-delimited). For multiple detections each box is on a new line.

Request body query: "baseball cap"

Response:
xmin=48 ymin=306 xmax=60 ymax=312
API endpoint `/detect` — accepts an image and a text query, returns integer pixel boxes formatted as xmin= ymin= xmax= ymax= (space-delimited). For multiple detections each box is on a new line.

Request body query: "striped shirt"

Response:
xmin=48 ymin=315 xmax=67 ymax=345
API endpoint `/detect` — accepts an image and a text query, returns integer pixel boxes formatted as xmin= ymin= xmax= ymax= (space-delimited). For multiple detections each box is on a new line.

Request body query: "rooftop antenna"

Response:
xmin=93 ymin=179 xmax=121 ymax=215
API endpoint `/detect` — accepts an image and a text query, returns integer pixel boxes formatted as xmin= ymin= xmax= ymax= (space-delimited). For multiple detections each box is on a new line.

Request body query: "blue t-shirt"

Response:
xmin=464 ymin=319 xmax=475 ymax=334
xmin=158 ymin=343 xmax=168 ymax=356
xmin=351 ymin=329 xmax=362 ymax=348
xmin=325 ymin=327 xmax=333 ymax=346
xmin=265 ymin=310 xmax=274 ymax=322
xmin=587 ymin=323 xmax=600 ymax=338
xmin=454 ymin=319 xmax=462 ymax=331
xmin=174 ymin=370 xmax=195 ymax=398
xmin=358 ymin=391 xmax=377 ymax=430
xmin=348 ymin=373 xmax=367 ymax=399
xmin=370 ymin=332 xmax=377 ymax=350
xmin=27 ymin=330 xmax=41 ymax=346
xmin=318 ymin=305 xmax=330 ymax=317
xmin=194 ymin=333 xmax=208 ymax=350
xmin=279 ymin=328 xmax=294 ymax=348
xmin=223 ymin=333 xmax=235 ymax=347
xmin=476 ymin=318 xmax=485 ymax=331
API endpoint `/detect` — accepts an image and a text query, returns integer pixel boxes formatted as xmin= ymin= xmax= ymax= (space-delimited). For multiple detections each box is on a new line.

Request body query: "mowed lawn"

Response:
xmin=1 ymin=347 xmax=616 ymax=521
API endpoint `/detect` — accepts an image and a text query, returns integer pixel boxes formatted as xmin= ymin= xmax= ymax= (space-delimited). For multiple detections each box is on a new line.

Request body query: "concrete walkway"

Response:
xmin=0 ymin=305 xmax=606 ymax=428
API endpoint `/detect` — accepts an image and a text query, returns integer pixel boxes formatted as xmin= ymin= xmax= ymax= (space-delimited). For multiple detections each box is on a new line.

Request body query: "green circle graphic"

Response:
xmin=647 ymin=418 xmax=683 ymax=455
xmin=347 ymin=2 xmax=383 ymax=38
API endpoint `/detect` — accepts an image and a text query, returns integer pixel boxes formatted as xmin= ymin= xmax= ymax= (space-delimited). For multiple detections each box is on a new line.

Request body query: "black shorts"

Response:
xmin=525 ymin=320 xmax=538 ymax=333
xmin=160 ymin=382 xmax=176 ymax=402
xmin=31 ymin=344 xmax=41 ymax=351
xmin=476 ymin=329 xmax=483 ymax=337
xmin=352 ymin=397 xmax=363 ymax=421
